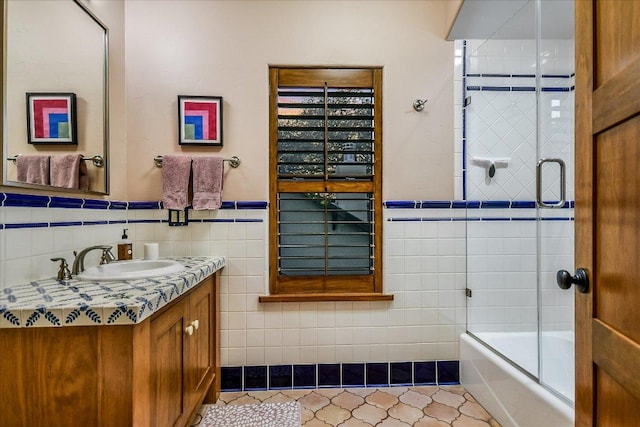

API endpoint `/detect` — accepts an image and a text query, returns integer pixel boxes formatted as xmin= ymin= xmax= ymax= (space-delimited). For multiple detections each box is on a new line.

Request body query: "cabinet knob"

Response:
xmin=191 ymin=320 xmax=200 ymax=330
xmin=185 ymin=325 xmax=194 ymax=336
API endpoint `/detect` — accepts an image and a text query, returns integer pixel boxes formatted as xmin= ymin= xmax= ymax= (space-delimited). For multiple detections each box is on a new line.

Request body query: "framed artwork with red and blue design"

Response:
xmin=178 ymin=95 xmax=223 ymax=146
xmin=26 ymin=92 xmax=77 ymax=145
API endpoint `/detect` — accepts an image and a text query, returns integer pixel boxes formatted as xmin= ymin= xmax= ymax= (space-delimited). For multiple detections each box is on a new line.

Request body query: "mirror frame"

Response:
xmin=1 ymin=0 xmax=109 ymax=195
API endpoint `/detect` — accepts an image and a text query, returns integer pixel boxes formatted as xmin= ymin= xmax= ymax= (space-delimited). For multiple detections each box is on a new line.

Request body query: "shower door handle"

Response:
xmin=557 ymin=268 xmax=589 ymax=293
xmin=536 ymin=158 xmax=566 ymax=208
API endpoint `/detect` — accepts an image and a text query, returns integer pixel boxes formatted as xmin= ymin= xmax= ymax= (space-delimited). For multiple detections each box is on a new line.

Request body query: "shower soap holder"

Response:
xmin=471 ymin=156 xmax=510 ymax=179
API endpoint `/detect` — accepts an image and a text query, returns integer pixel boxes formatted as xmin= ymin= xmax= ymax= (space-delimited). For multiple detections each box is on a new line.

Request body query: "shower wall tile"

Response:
xmin=461 ymin=38 xmax=575 ymax=203
xmin=458 ymin=38 xmax=575 ymax=340
xmin=466 ymin=205 xmax=574 ymax=334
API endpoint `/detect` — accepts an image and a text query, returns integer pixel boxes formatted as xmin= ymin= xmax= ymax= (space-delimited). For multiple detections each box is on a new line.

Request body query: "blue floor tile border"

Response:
xmin=220 ymin=360 xmax=460 ymax=392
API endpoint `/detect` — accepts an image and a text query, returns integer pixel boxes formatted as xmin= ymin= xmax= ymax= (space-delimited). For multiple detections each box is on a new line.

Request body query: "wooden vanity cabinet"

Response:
xmin=0 ymin=271 xmax=221 ymax=427
xmin=147 ymin=274 xmax=218 ymax=427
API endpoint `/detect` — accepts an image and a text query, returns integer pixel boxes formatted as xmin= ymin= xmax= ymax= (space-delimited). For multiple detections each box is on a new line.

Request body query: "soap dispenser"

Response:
xmin=118 ymin=228 xmax=133 ymax=260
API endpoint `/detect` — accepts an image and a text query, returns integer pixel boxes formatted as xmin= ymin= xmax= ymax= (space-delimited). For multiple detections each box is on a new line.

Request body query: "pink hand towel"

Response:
xmin=50 ymin=154 xmax=83 ymax=189
xmin=192 ymin=156 xmax=224 ymax=210
xmin=78 ymin=160 xmax=89 ymax=191
xmin=162 ymin=155 xmax=192 ymax=210
xmin=16 ymin=155 xmax=50 ymax=185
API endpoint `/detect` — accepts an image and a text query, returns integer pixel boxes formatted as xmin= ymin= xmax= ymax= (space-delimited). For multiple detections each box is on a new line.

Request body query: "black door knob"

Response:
xmin=556 ymin=268 xmax=589 ymax=293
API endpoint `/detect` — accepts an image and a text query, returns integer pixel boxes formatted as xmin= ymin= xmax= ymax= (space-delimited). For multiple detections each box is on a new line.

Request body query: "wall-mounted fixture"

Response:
xmin=8 ymin=154 xmax=105 ymax=168
xmin=413 ymin=99 xmax=428 ymax=112
xmin=471 ymin=156 xmax=510 ymax=179
xmin=168 ymin=208 xmax=189 ymax=226
xmin=154 ymin=155 xmax=241 ymax=168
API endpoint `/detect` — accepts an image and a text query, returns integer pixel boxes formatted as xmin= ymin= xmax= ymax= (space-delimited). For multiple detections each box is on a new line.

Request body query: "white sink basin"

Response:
xmin=76 ymin=259 xmax=185 ymax=281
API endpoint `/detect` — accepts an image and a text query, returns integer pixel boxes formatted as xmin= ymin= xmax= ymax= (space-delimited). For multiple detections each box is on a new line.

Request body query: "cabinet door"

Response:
xmin=186 ymin=276 xmax=215 ymax=408
xmin=149 ymin=298 xmax=190 ymax=427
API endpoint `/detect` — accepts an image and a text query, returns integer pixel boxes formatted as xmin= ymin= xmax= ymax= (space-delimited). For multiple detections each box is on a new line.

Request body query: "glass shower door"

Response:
xmin=463 ymin=0 xmax=540 ymax=378
xmin=462 ymin=0 xmax=576 ymax=404
xmin=537 ymin=0 xmax=575 ymax=403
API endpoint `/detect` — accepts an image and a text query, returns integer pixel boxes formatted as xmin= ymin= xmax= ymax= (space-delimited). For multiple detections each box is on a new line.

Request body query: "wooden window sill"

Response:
xmin=259 ymin=293 xmax=394 ymax=303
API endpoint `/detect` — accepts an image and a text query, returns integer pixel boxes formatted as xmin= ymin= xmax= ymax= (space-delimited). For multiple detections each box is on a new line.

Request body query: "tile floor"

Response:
xmin=192 ymin=385 xmax=501 ymax=426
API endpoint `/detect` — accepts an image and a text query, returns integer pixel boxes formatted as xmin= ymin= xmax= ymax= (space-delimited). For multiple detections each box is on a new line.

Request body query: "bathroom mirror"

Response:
xmin=2 ymin=0 xmax=109 ymax=194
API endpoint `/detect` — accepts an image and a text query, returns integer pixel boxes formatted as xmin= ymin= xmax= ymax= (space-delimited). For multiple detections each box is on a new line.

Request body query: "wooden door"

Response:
xmin=149 ymin=298 xmax=189 ymax=427
xmin=186 ymin=276 xmax=215 ymax=409
xmin=575 ymin=1 xmax=640 ymax=425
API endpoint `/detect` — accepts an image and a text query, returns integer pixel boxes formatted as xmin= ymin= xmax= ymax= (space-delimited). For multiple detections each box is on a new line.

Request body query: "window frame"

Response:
xmin=261 ymin=66 xmax=391 ymax=302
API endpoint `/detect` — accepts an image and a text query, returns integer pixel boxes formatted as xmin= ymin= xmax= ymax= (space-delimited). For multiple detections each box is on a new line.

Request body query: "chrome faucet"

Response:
xmin=71 ymin=245 xmax=117 ymax=275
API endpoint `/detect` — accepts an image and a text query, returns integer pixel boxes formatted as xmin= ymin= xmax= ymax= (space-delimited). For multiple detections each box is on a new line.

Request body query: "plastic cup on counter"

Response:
xmin=144 ymin=243 xmax=160 ymax=260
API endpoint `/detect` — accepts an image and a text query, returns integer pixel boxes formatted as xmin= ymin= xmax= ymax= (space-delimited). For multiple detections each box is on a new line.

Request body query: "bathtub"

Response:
xmin=460 ymin=333 xmax=574 ymax=427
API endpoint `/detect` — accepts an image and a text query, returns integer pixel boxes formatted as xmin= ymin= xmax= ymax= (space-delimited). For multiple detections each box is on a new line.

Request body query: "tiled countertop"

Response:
xmin=0 ymin=256 xmax=225 ymax=329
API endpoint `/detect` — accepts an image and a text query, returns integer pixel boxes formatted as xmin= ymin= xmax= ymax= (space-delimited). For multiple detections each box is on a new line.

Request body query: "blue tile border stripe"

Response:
xmin=384 ymin=201 xmax=418 ymax=209
xmin=0 ymin=217 xmax=266 ymax=230
xmin=3 ymin=193 xmax=49 ymax=207
xmin=0 ymin=192 xmax=269 ymax=230
xmin=467 ymin=86 xmax=574 ymax=92
xmin=4 ymin=222 xmax=49 ymax=229
xmin=462 ymin=40 xmax=467 ymax=200
xmin=384 ymin=199 xmax=574 ymax=222
xmin=0 ymin=192 xmax=270 ymax=211
xmin=1 ymin=192 xmax=576 ymax=229
xmin=384 ymin=200 xmax=574 ymax=209
xmin=388 ymin=217 xmax=574 ymax=222
xmin=465 ymin=73 xmax=572 ymax=79
xmin=109 ymin=201 xmax=128 ymax=210
xmin=49 ymin=196 xmax=83 ymax=209
xmin=128 ymin=201 xmax=162 ymax=210
xmin=220 ymin=360 xmax=459 ymax=392
xmin=83 ymin=199 xmax=110 ymax=210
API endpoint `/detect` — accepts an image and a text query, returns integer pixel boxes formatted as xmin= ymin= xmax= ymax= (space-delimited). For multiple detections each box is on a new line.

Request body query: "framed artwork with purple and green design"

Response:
xmin=178 ymin=95 xmax=223 ymax=146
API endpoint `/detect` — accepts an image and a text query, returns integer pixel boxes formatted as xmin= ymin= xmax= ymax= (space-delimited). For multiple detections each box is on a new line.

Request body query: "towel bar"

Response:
xmin=7 ymin=154 xmax=104 ymax=168
xmin=153 ymin=155 xmax=240 ymax=169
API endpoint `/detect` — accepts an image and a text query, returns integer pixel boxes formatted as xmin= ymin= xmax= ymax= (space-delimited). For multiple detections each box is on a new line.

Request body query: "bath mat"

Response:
xmin=199 ymin=401 xmax=300 ymax=427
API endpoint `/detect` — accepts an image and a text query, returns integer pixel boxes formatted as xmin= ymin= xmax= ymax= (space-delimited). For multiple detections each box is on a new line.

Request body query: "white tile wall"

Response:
xmin=0 ymin=201 xmax=467 ymax=367
xmin=466 ymin=218 xmax=538 ymax=334
xmin=0 ymin=172 xmax=572 ymax=387
xmin=461 ymin=38 xmax=575 ymax=203
xmin=458 ymin=36 xmax=575 ymax=340
xmin=454 ymin=40 xmax=465 ymax=201
xmin=1 ymin=206 xmax=128 ymax=287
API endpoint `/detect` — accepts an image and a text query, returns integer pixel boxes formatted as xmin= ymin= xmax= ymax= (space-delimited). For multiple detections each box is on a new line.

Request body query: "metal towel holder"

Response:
xmin=154 ymin=155 xmax=240 ymax=168
xmin=7 ymin=154 xmax=105 ymax=168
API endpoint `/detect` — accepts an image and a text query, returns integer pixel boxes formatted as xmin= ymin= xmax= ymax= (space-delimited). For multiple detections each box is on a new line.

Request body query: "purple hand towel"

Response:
xmin=16 ymin=155 xmax=50 ymax=185
xmin=162 ymin=155 xmax=192 ymax=210
xmin=50 ymin=154 xmax=84 ymax=189
xmin=192 ymin=156 xmax=224 ymax=210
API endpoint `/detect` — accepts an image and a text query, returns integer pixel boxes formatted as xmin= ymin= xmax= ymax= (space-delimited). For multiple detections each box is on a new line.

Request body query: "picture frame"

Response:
xmin=26 ymin=92 xmax=77 ymax=145
xmin=178 ymin=95 xmax=223 ymax=146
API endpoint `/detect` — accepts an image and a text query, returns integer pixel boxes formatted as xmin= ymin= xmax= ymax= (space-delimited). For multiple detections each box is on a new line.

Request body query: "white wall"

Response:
xmin=1 ymin=1 xmax=465 ymax=367
xmin=124 ymin=0 xmax=455 ymax=202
